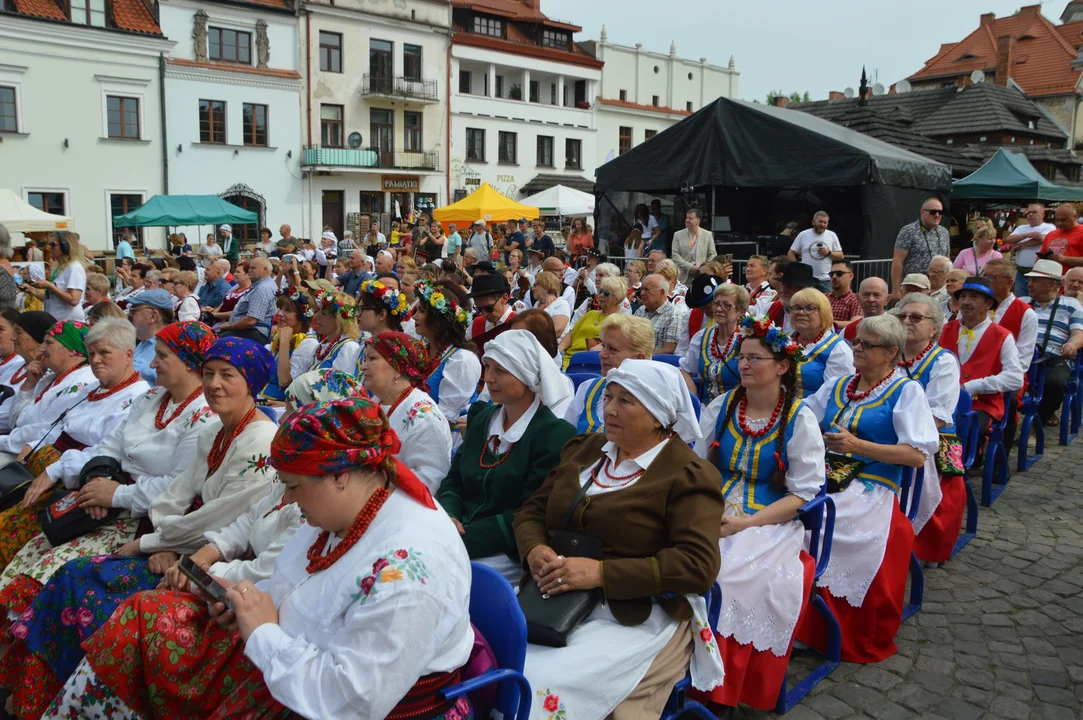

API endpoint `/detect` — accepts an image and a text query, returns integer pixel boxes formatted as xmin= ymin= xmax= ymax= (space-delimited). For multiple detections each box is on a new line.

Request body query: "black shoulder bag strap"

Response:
xmin=1038 ymin=296 xmax=1061 ymax=361
xmin=560 ymin=468 xmax=597 ymax=531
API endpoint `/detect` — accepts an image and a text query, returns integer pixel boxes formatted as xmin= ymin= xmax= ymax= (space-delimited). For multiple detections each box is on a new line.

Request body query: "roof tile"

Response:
xmin=11 ymin=0 xmax=65 ymax=21
xmin=596 ymin=96 xmax=690 ymax=116
xmin=111 ymin=0 xmax=162 ymax=35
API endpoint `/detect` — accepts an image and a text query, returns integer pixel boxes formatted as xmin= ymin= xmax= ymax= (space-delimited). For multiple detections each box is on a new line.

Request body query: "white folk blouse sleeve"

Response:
xmin=177 ymin=296 xmax=200 ymax=322
xmin=0 ymin=369 xmax=96 ymax=454
xmin=139 ymin=420 xmax=278 ymax=555
xmin=694 ymin=393 xmax=728 ymax=459
xmin=963 ymin=333 xmax=1024 ymax=397
xmin=786 ymin=405 xmax=827 ymax=500
xmin=562 ymin=381 xmax=589 ymax=426
xmin=207 ymin=485 xmax=303 ymax=585
xmin=823 ymin=340 xmax=855 ymax=384
xmin=331 ymin=341 xmax=362 ymax=376
xmin=436 ymin=350 xmax=482 ymax=423
xmin=289 ymin=338 xmax=319 ymax=381
xmin=390 ymin=391 xmax=453 ymax=494
xmin=803 ymin=378 xmax=837 ymax=426
xmin=892 ymin=381 xmax=940 ymax=460
xmin=924 ymin=353 xmax=961 ymax=427
xmin=680 ymin=328 xmax=706 ymax=374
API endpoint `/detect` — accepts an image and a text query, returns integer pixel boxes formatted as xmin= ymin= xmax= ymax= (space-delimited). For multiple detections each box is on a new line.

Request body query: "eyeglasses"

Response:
xmin=829 ymin=270 xmax=851 ymax=278
xmin=790 ymin=304 xmax=819 ymax=314
xmin=898 ymin=313 xmax=931 ymax=324
xmin=923 ymin=208 xmax=944 ymax=216
xmin=711 ymin=300 xmax=737 ymax=311
xmin=475 ymin=303 xmax=499 ymax=314
xmin=597 ymin=289 xmax=614 ymax=297
xmin=851 ymin=339 xmax=887 ymax=350
xmin=737 ymin=354 xmax=772 ymax=365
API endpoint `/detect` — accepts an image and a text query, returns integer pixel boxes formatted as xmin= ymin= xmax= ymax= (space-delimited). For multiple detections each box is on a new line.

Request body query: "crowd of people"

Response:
xmin=0 ymin=194 xmax=1072 ymax=720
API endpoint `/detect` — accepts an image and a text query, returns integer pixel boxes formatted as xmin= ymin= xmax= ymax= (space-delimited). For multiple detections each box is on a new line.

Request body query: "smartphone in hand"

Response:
xmin=178 ymin=555 xmax=230 ymax=606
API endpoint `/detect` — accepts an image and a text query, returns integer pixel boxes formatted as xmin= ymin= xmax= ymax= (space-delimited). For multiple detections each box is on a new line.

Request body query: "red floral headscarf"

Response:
xmin=270 ymin=398 xmax=436 ymax=509
xmin=366 ymin=331 xmax=435 ymax=391
xmin=155 ymin=321 xmax=217 ymax=372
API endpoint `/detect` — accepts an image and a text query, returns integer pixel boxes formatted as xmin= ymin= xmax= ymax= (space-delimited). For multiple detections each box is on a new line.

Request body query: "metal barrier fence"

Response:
xmin=603 ymin=255 xmax=894 ymax=286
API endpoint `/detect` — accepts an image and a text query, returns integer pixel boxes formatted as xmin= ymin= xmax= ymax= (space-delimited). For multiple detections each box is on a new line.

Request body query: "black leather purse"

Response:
xmin=0 ymin=394 xmax=78 ymax=512
xmin=517 ymin=473 xmax=604 ymax=648
xmin=37 ymin=456 xmax=129 ymax=547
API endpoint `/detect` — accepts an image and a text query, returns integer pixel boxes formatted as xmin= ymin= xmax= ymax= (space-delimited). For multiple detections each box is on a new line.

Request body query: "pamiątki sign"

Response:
xmin=381 ymin=176 xmax=420 ymax=193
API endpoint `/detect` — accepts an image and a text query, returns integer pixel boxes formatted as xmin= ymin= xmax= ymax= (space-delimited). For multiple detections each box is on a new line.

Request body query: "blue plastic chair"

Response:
xmin=566 ymin=371 xmax=600 ymax=390
xmin=659 ymin=584 xmax=722 ymax=720
xmin=441 ymin=564 xmax=532 ymax=720
xmin=566 ymin=351 xmax=601 ymax=376
xmin=689 ymin=392 xmax=701 ymax=421
xmin=1017 ymin=351 xmax=1046 ymax=471
xmin=981 ymin=393 xmax=1013 ymax=506
xmin=256 ymin=405 xmax=281 ymax=423
xmin=900 ymin=467 xmax=924 ymax=622
xmin=951 ymin=389 xmax=980 ymax=558
xmin=654 ymin=354 xmax=682 ymax=368
xmin=1061 ymin=349 xmax=1083 ymax=445
xmin=775 ymin=493 xmax=839 ymax=714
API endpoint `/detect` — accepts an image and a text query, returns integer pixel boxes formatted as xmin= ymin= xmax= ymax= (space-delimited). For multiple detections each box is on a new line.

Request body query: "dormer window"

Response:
xmin=956 ymin=52 xmax=978 ymax=61
xmin=473 ymin=16 xmax=503 ymax=38
xmin=542 ymin=30 xmax=570 ymax=50
xmin=71 ymin=0 xmax=106 ymax=28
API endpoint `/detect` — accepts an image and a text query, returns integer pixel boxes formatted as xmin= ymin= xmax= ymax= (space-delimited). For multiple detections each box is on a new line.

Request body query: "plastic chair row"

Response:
xmin=567 ymin=350 xmax=682 ymax=375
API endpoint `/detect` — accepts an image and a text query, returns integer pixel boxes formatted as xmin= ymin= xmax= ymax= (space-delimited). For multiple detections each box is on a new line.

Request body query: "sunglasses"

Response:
xmin=829 ymin=270 xmax=851 ymax=278
xmin=898 ymin=313 xmax=931 ymax=324
xmin=924 ymin=209 xmax=944 ymax=216
xmin=475 ymin=303 xmax=499 ymax=314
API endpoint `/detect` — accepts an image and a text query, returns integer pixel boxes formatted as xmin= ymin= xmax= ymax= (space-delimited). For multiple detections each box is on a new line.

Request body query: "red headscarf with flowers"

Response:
xmin=366 ymin=331 xmax=435 ymax=391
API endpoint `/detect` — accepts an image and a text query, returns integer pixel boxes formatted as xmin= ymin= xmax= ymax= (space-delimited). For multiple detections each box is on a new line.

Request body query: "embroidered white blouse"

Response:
xmin=205 ymin=481 xmax=303 ymax=585
xmin=49 ymin=387 xmax=215 ymax=516
xmin=382 ymin=387 xmax=453 ymax=494
xmin=138 ymin=418 xmax=278 ymax=555
xmin=904 ymin=345 xmax=961 ymax=427
xmin=0 ymin=354 xmax=26 ymax=434
xmin=0 ymin=365 xmax=97 ymax=454
xmin=244 ymin=491 xmax=474 ymax=720
xmin=433 ymin=347 xmax=482 ymax=426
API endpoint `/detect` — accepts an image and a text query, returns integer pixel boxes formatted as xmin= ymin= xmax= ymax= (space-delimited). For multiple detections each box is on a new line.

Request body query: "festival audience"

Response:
xmin=263 ymin=286 xmax=319 ymax=402
xmin=531 ymin=271 xmax=571 ymax=337
xmin=744 ymin=254 xmax=778 ymax=316
xmin=766 ymin=262 xmax=817 ymax=332
xmin=927 ymin=255 xmax=952 ymax=303
xmin=561 ymin=275 xmax=628 ymax=369
xmin=563 ymin=315 xmax=654 ymax=433
xmin=634 ymin=274 xmax=681 ymax=354
xmin=309 ymin=290 xmax=363 ymax=374
xmin=0 ymin=309 xmax=27 ymax=433
xmin=127 ymin=289 xmax=174 ymax=384
xmin=828 ymin=259 xmax=861 ymax=328
xmin=843 ymin=277 xmax=889 ymax=342
xmin=982 ymin=258 xmax=1038 ymax=450
xmin=25 ymin=232 xmax=87 ymax=323
xmin=953 ymin=225 xmax=1002 ymax=275
xmin=467 ymin=274 xmax=516 ymax=353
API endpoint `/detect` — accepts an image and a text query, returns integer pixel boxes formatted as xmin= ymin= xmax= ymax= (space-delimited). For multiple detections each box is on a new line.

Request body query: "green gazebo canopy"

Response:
xmin=113 ymin=195 xmax=257 ymax=227
xmin=952 ymin=149 xmax=1083 ymax=201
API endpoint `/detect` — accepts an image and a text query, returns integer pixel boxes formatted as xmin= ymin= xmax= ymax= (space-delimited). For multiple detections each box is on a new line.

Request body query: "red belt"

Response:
xmin=53 ymin=431 xmax=87 ymax=454
xmin=386 ymin=668 xmax=462 ymax=720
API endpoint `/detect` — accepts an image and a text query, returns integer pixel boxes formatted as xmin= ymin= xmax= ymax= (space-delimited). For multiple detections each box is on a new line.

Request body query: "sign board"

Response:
xmin=381 ymin=176 xmax=420 ymax=193
xmin=465 ymin=177 xmax=481 ymax=186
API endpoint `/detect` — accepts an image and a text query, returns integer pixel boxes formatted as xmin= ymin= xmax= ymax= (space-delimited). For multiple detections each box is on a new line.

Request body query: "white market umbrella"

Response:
xmin=519 ymin=185 xmax=595 ymax=217
xmin=0 ymin=188 xmax=74 ymax=233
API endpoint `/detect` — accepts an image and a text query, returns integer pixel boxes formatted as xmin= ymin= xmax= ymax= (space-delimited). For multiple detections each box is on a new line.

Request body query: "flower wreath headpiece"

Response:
xmin=316 ymin=290 xmax=357 ymax=320
xmin=738 ymin=315 xmax=803 ymax=362
xmin=415 ymin=280 xmax=470 ymax=328
xmin=279 ymin=285 xmax=315 ymax=319
xmin=359 ymin=279 xmax=409 ymax=320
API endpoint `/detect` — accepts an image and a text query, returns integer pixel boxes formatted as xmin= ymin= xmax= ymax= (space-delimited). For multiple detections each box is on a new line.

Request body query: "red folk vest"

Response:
xmin=470 ymin=312 xmax=516 ymax=355
xmin=996 ymin=297 xmax=1031 ymax=341
xmin=842 ymin=318 xmax=862 ymax=343
xmin=767 ymin=301 xmax=785 ymax=327
xmin=688 ymin=308 xmax=706 ymax=338
xmin=940 ymin=320 xmax=1011 ymax=421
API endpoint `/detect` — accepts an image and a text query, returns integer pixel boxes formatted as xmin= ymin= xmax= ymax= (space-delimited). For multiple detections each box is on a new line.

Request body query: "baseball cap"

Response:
xmin=901 ymin=273 xmax=931 ymax=291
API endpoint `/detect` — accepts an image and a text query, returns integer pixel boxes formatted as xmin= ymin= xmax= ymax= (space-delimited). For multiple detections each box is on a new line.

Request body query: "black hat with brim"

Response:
xmin=778 ymin=262 xmax=819 ymax=289
xmin=467 ymin=273 xmax=511 ymax=298
xmin=687 ymin=274 xmax=722 ymax=309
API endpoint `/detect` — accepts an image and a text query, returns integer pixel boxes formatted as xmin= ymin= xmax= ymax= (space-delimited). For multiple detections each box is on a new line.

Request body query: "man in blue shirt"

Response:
xmin=115 ymin=233 xmax=137 ymax=263
xmin=127 ymin=289 xmax=174 ymax=384
xmin=197 ymin=259 xmax=231 ymax=311
xmin=505 ymin=221 xmax=526 ymax=264
xmin=220 ymin=257 xmax=277 ymax=342
xmin=336 ymin=249 xmax=373 ymax=297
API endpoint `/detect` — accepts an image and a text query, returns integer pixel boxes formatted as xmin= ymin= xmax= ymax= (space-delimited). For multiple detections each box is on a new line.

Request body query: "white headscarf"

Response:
xmin=28 ymin=262 xmax=46 ymax=282
xmin=606 ymin=359 xmax=701 ymax=443
xmin=483 ymin=329 xmax=572 ymax=411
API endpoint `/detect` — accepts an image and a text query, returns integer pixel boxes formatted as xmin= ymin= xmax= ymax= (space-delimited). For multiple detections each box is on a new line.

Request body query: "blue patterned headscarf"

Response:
xmin=203 ymin=337 xmax=275 ymax=399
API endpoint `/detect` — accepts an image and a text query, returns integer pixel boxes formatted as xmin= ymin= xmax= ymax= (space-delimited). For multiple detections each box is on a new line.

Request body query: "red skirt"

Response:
xmin=913 ymin=474 xmax=966 ymax=564
xmin=795 ymin=500 xmax=913 ymax=664
xmin=695 ymin=551 xmax=815 ymax=711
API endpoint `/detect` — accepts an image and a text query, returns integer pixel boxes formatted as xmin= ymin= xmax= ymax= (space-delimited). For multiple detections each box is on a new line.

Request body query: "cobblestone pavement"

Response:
xmin=738 ymin=437 xmax=1083 ymax=720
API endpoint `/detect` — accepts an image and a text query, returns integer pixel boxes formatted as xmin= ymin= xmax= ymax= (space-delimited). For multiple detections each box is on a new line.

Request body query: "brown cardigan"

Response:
xmin=513 ymin=433 xmax=724 ymax=626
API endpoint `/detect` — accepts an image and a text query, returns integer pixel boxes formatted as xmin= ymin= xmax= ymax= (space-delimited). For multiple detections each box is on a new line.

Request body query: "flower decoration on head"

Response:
xmin=317 ymin=291 xmax=357 ymax=320
xmin=46 ymin=320 xmax=90 ymax=358
xmin=738 ymin=315 xmax=803 ymax=362
xmin=280 ymin=285 xmax=315 ymax=320
xmin=415 ymin=281 xmax=470 ymax=328
xmin=359 ymin=280 xmax=408 ymax=320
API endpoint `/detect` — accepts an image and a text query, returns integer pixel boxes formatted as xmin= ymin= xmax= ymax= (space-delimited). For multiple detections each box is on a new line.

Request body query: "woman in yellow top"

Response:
xmin=558 ymin=275 xmax=628 ymax=369
xmin=261 ymin=286 xmax=319 ymax=402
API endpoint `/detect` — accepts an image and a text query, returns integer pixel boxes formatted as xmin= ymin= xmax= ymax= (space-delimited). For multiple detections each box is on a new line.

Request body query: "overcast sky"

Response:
xmin=543 ymin=0 xmax=1066 ymax=102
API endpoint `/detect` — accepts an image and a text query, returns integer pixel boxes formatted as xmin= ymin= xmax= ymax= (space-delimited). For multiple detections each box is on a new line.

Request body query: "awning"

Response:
xmin=433 ymin=183 xmax=540 ymax=225
xmin=952 ymin=148 xmax=1083 ymax=201
xmin=520 ymin=173 xmax=595 ymax=196
xmin=519 ymin=185 xmax=595 ymax=216
xmin=0 ymin=189 xmax=73 ymax=233
xmin=113 ymin=194 xmax=258 ymax=227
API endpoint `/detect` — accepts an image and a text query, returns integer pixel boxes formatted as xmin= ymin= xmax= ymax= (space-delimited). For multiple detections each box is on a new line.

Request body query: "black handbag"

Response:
xmin=517 ymin=472 xmax=604 ymax=648
xmin=0 ymin=461 xmax=36 ymax=511
xmin=37 ymin=456 xmax=128 ymax=547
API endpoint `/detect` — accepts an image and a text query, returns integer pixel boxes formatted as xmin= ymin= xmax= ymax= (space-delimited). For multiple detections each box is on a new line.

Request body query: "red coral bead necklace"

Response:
xmin=709 ymin=326 xmax=737 ymax=361
xmin=206 ymin=407 xmax=257 ymax=477
xmin=737 ymin=393 xmax=786 ymax=439
xmin=385 ymin=385 xmax=413 ymax=417
xmin=307 ymin=486 xmax=389 ymax=573
xmin=846 ymin=372 xmax=894 ymax=402
xmin=155 ymin=385 xmax=204 ymax=430
xmin=899 ymin=341 xmax=935 ymax=370
xmin=87 ymin=371 xmax=142 ymax=402
xmin=35 ymin=363 xmax=85 ymax=403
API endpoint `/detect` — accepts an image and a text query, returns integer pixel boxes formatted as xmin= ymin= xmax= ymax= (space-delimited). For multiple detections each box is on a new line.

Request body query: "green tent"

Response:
xmin=952 ymin=149 xmax=1083 ymax=201
xmin=112 ymin=195 xmax=257 ymax=227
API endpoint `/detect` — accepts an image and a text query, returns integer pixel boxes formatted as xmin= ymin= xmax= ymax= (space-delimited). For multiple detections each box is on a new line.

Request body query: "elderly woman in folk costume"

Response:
xmin=308 ymin=290 xmax=363 ymax=374
xmin=0 ymin=338 xmax=279 ymax=718
xmin=3 ymin=311 xmax=55 ymax=432
xmin=788 ymin=288 xmax=854 ymax=397
xmin=795 ymin=314 xmax=939 ymax=664
xmin=893 ymin=293 xmax=964 ymax=567
xmin=437 ymin=330 xmax=576 ymax=583
xmin=681 ymin=278 xmax=748 ymax=404
xmin=693 ymin=317 xmax=826 ymax=714
xmin=0 ymin=322 xmax=216 ymax=621
xmin=514 ymin=360 xmax=724 ymax=720
xmin=47 ymin=398 xmax=474 ymax=720
xmin=412 ymin=280 xmax=481 ymax=445
xmin=359 ymin=332 xmax=452 ymax=494
xmin=261 ymin=286 xmax=319 ymax=403
xmin=0 ymin=309 xmax=28 ymax=433
xmin=475 ymin=311 xmax=576 ymax=418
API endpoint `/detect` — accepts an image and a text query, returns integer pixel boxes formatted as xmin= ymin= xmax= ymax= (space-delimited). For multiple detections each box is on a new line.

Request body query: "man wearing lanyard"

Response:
xmin=891 ymin=198 xmax=950 ymax=301
xmin=1004 ymin=204 xmax=1055 ymax=299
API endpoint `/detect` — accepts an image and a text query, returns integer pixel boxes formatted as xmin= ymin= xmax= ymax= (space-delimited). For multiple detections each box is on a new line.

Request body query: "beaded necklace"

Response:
xmin=479 ymin=435 xmax=515 ymax=469
xmin=385 ymin=385 xmax=414 ymax=417
xmin=590 ymin=456 xmax=645 ymax=490
xmin=307 ymin=486 xmax=389 ymax=573
xmin=709 ymin=326 xmax=737 ymax=361
xmin=87 ymin=371 xmax=142 ymax=402
xmin=737 ymin=393 xmax=786 ymax=439
xmin=800 ymin=327 xmax=828 ymax=348
xmin=206 ymin=407 xmax=257 ymax=477
xmin=154 ymin=386 xmax=204 ymax=430
xmin=899 ymin=341 xmax=935 ymax=371
xmin=35 ymin=363 xmax=85 ymax=403
xmin=845 ymin=372 xmax=895 ymax=403
xmin=314 ymin=335 xmax=344 ymax=364
xmin=9 ymin=364 xmax=27 ymax=385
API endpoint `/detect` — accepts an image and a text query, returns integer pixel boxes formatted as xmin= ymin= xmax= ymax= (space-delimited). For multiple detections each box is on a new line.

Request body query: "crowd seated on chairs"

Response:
xmin=564 ymin=314 xmax=654 ymax=434
xmin=1020 ymin=259 xmax=1083 ymax=429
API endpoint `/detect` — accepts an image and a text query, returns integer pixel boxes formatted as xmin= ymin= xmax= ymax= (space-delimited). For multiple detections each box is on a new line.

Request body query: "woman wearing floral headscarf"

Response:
xmin=261 ymin=286 xmax=319 ymax=403
xmin=47 ymin=398 xmax=474 ymax=720
xmin=0 ymin=322 xmax=217 ymax=621
xmin=360 ymin=331 xmax=452 ymax=493
xmin=284 ymin=368 xmax=368 ymax=416
xmin=0 ymin=337 xmax=279 ymax=719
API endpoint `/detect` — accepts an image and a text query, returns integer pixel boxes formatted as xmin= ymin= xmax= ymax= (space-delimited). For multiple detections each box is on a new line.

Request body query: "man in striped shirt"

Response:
xmin=1022 ymin=259 xmax=1083 ymax=426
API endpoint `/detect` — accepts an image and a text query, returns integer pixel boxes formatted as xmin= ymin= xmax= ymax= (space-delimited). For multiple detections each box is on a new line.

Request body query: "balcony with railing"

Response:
xmin=302 ymin=146 xmax=440 ymax=171
xmin=362 ymin=74 xmax=439 ymax=103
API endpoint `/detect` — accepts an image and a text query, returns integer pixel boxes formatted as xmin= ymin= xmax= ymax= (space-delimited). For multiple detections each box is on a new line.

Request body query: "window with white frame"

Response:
xmin=0 ymin=86 xmax=16 ymax=132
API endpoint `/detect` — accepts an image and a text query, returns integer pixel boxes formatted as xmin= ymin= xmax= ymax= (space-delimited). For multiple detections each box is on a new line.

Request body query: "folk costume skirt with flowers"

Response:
xmin=0 ymin=442 xmax=71 ymax=573
xmin=0 ymin=554 xmax=158 ymax=719
xmin=43 ymin=589 xmax=474 ymax=720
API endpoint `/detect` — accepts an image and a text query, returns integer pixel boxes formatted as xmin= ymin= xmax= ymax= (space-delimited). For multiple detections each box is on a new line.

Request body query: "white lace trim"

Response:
xmin=815 ymin=483 xmax=894 ymax=606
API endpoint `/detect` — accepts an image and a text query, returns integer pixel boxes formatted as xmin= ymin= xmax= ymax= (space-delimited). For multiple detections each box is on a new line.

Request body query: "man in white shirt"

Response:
xmin=1005 ymin=203 xmax=1056 ymax=298
xmin=670 ymin=209 xmax=717 ymax=284
xmin=788 ymin=211 xmax=843 ymax=292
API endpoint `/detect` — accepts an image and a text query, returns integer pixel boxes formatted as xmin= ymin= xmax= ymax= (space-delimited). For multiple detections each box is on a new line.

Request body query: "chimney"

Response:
xmin=1018 ymin=4 xmax=1041 ymax=16
xmin=829 ymin=91 xmax=844 ymax=101
xmin=995 ymin=34 xmax=1016 ymax=86
xmin=774 ymin=96 xmax=789 ymax=108
xmin=980 ymin=12 xmax=996 ymax=25
xmin=522 ymin=0 xmax=540 ymax=10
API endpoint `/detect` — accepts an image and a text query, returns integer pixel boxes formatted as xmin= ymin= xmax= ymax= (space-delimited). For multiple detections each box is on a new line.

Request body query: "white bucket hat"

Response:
xmin=1024 ymin=258 xmax=1065 ymax=280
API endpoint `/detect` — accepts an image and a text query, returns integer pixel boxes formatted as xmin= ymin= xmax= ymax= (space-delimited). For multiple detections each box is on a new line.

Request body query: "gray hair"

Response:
xmin=893 ymin=292 xmax=945 ymax=337
xmin=595 ymin=262 xmax=621 ymax=279
xmin=145 ymin=269 xmax=161 ymax=284
xmin=928 ymin=255 xmax=952 ymax=273
xmin=0 ymin=223 xmax=11 ymax=260
xmin=858 ymin=314 xmax=907 ymax=354
xmin=214 ymin=258 xmax=231 ymax=273
xmin=715 ymin=282 xmax=751 ymax=311
xmin=813 ymin=211 xmax=829 ymax=221
xmin=599 ymin=275 xmax=629 ymax=297
xmin=86 ymin=318 xmax=137 ymax=352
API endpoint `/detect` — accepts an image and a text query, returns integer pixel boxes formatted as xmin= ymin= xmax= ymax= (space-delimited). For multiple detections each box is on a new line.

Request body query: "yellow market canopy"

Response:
xmin=433 ymin=183 xmax=540 ymax=225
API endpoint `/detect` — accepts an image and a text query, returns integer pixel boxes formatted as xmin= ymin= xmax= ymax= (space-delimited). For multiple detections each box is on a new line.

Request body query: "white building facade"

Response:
xmin=161 ymin=0 xmax=303 ymax=247
xmin=449 ymin=1 xmax=601 ymax=201
xmin=588 ymin=28 xmax=739 ymax=172
xmin=0 ymin=3 xmax=174 ymax=251
xmin=300 ymin=0 xmax=450 ymax=240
